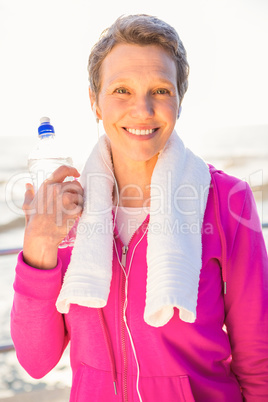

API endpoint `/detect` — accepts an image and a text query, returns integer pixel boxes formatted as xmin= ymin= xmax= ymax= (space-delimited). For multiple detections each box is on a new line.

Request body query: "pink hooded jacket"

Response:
xmin=11 ymin=167 xmax=268 ymax=401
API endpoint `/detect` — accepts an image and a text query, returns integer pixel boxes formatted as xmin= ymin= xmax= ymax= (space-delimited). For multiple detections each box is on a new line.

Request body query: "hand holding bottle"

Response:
xmin=22 ymin=165 xmax=84 ymax=269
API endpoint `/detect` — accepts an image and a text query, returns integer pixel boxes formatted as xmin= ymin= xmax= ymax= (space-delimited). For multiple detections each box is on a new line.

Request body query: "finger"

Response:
xmin=62 ymin=206 xmax=83 ymax=224
xmin=23 ymin=183 xmax=35 ymax=207
xmin=61 ymin=193 xmax=84 ymax=210
xmin=61 ymin=201 xmax=83 ymax=219
xmin=46 ymin=165 xmax=80 ymax=184
xmin=61 ymin=180 xmax=84 ymax=195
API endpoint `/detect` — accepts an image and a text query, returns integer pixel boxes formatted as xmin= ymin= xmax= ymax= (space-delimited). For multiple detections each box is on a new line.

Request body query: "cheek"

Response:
xmin=100 ymin=99 xmax=124 ymax=121
xmin=158 ymin=96 xmax=179 ymax=115
xmin=162 ymin=103 xmax=179 ymax=123
xmin=98 ymin=104 xmax=113 ymax=127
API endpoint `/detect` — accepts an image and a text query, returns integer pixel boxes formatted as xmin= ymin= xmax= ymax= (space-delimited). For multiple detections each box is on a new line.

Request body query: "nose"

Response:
xmin=130 ymin=95 xmax=154 ymax=120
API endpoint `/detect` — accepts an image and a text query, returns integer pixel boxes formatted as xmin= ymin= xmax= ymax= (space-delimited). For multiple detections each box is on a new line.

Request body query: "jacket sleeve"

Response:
xmin=221 ymin=178 xmax=268 ymax=400
xmin=10 ymin=250 xmax=70 ymax=379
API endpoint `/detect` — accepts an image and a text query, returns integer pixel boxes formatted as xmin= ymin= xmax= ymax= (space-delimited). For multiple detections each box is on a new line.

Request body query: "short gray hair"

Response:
xmin=88 ymin=14 xmax=189 ymax=104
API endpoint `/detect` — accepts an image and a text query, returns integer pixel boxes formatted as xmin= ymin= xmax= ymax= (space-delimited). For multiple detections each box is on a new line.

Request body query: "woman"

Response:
xmin=11 ymin=14 xmax=268 ymax=401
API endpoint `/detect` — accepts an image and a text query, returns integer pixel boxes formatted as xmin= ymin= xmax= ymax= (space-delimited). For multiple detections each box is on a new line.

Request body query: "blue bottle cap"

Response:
xmin=38 ymin=117 xmax=55 ymax=136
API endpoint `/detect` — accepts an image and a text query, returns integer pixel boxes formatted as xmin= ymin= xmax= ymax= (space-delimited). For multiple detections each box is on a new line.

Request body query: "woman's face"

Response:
xmin=95 ymin=43 xmax=180 ymax=164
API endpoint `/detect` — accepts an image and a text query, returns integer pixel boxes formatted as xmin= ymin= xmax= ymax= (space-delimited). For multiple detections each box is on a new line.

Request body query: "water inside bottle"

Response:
xmin=28 ymin=157 xmax=73 ymax=191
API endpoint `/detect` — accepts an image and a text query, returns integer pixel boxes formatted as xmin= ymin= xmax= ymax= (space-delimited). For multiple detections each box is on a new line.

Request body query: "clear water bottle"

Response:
xmin=28 ymin=117 xmax=73 ymax=192
xmin=28 ymin=117 xmax=76 ymax=248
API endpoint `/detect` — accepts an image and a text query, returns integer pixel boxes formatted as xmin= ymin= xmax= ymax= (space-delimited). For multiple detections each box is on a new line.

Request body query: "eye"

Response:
xmin=114 ymin=88 xmax=129 ymax=94
xmin=154 ymin=88 xmax=170 ymax=95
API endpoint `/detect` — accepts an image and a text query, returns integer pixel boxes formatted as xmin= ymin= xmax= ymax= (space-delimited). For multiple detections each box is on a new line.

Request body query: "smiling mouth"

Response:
xmin=123 ymin=127 xmax=158 ymax=136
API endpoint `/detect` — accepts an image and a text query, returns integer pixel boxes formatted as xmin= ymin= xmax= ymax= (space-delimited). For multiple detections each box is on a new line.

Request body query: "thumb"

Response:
xmin=23 ymin=183 xmax=35 ymax=223
xmin=24 ymin=183 xmax=35 ymax=202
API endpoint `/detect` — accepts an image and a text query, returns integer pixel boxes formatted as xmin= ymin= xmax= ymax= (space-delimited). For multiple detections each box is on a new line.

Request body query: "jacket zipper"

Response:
xmin=115 ymin=216 xmax=149 ymax=401
xmin=121 ymin=245 xmax=128 ymax=402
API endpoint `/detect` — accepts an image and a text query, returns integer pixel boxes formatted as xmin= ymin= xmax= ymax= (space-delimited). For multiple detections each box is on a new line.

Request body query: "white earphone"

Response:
xmin=93 ymin=102 xmax=99 ymax=123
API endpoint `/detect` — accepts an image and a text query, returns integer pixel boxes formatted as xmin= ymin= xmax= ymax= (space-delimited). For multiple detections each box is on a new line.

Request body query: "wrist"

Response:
xmin=23 ymin=232 xmax=59 ymax=270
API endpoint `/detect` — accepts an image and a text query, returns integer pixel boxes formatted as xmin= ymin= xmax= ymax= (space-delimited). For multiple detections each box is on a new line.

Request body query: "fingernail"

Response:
xmin=25 ymin=183 xmax=32 ymax=190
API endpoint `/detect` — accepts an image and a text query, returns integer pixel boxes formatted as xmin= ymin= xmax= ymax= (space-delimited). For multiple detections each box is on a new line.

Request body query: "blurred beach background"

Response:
xmin=1 ymin=0 xmax=268 ymax=400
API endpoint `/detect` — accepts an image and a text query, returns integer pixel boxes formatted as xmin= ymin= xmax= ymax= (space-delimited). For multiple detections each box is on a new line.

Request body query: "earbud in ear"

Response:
xmin=93 ymin=102 xmax=99 ymax=123
xmin=177 ymin=106 xmax=182 ymax=119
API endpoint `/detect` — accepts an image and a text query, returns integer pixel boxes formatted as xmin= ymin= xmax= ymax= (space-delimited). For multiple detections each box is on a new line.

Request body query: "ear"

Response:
xmin=89 ymin=88 xmax=102 ymax=121
xmin=88 ymin=87 xmax=95 ymax=109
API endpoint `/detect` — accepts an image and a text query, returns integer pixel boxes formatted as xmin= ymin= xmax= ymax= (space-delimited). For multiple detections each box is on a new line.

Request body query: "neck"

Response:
xmin=112 ymin=153 xmax=158 ymax=208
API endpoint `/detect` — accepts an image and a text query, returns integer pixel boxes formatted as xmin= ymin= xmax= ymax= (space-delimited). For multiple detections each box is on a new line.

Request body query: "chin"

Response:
xmin=129 ymin=151 xmax=160 ymax=163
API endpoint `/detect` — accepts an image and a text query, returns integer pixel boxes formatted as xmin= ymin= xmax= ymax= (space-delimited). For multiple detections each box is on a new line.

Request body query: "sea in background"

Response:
xmin=0 ymin=126 xmax=268 ymax=400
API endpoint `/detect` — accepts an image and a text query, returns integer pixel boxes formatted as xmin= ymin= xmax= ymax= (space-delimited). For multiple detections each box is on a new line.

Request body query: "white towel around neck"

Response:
xmin=56 ymin=131 xmax=211 ymax=327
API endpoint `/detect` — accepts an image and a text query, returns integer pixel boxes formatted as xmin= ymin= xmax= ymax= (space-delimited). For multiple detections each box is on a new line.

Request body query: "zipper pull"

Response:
xmin=113 ymin=381 xmax=117 ymax=395
xmin=121 ymin=245 xmax=128 ymax=267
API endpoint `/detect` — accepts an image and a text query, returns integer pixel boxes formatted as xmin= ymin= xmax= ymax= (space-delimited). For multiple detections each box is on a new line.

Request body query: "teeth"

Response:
xmin=125 ymin=128 xmax=157 ymax=135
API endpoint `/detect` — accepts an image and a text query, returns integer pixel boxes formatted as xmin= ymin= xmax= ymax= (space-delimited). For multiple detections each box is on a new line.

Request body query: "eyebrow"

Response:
xmin=107 ymin=77 xmax=176 ymax=89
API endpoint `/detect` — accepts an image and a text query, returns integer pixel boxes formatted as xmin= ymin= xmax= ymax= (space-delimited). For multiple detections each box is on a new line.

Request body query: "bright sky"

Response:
xmin=1 ymin=0 xmax=268 ymax=161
